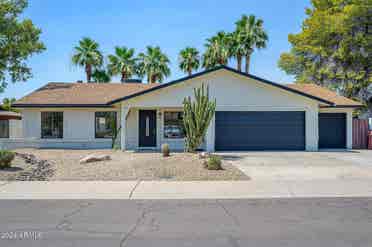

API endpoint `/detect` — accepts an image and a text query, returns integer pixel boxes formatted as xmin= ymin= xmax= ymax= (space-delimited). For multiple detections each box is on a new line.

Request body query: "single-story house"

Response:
xmin=0 ymin=109 xmax=22 ymax=139
xmin=9 ymin=65 xmax=362 ymax=151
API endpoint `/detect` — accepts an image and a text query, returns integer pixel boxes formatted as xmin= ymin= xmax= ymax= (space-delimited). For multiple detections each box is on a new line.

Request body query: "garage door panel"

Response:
xmin=215 ymin=111 xmax=305 ymax=151
xmin=318 ymin=113 xmax=346 ymax=149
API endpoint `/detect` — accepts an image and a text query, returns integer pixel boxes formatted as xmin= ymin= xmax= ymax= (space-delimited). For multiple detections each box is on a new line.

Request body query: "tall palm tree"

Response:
xmin=92 ymin=69 xmax=111 ymax=83
xmin=137 ymin=46 xmax=171 ymax=84
xmin=179 ymin=47 xmax=200 ymax=76
xmin=235 ymin=15 xmax=268 ymax=74
xmin=202 ymin=31 xmax=231 ymax=69
xmin=107 ymin=46 xmax=137 ymax=82
xmin=229 ymin=31 xmax=246 ymax=72
xmin=72 ymin=37 xmax=103 ymax=82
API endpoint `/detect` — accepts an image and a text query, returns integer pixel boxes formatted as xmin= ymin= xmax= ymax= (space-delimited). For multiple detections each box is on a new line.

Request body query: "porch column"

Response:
xmin=120 ymin=105 xmax=130 ymax=151
xmin=206 ymin=114 xmax=215 ymax=152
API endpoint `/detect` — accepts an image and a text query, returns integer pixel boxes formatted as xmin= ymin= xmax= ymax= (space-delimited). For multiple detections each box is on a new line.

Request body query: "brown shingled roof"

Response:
xmin=286 ymin=83 xmax=363 ymax=107
xmin=14 ymin=82 xmax=159 ymax=106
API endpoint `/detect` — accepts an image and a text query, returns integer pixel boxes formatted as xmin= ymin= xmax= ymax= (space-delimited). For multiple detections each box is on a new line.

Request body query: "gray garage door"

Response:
xmin=318 ymin=113 xmax=346 ymax=149
xmin=215 ymin=111 xmax=305 ymax=151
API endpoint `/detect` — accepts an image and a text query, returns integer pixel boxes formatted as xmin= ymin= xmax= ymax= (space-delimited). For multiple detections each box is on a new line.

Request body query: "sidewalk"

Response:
xmin=1 ymin=179 xmax=372 ymax=199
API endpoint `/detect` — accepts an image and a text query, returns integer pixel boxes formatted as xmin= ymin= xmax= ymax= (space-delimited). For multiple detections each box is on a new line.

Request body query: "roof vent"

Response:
xmin=76 ymin=80 xmax=83 ymax=83
xmin=122 ymin=79 xmax=142 ymax=83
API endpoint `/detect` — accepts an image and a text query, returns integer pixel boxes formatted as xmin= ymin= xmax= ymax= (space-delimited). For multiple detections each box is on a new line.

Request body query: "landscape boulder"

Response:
xmin=79 ymin=154 xmax=111 ymax=164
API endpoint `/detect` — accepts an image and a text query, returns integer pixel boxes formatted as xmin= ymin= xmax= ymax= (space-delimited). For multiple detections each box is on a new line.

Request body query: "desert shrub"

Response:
xmin=0 ymin=150 xmax=15 ymax=169
xmin=204 ymin=155 xmax=222 ymax=170
xmin=161 ymin=143 xmax=170 ymax=157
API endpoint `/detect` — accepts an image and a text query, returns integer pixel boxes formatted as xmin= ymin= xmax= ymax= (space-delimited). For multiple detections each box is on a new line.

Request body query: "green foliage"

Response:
xmin=107 ymin=46 xmax=138 ymax=82
xmin=161 ymin=143 xmax=170 ymax=157
xmin=110 ymin=119 xmax=121 ymax=149
xmin=202 ymin=31 xmax=231 ymax=69
xmin=234 ymin=14 xmax=268 ymax=73
xmin=204 ymin=155 xmax=222 ymax=170
xmin=0 ymin=0 xmax=45 ymax=92
xmin=2 ymin=98 xmax=18 ymax=112
xmin=137 ymin=46 xmax=171 ymax=84
xmin=183 ymin=84 xmax=216 ymax=152
xmin=91 ymin=69 xmax=111 ymax=83
xmin=0 ymin=150 xmax=15 ymax=169
xmin=179 ymin=47 xmax=200 ymax=76
xmin=278 ymin=0 xmax=372 ymax=105
xmin=72 ymin=37 xmax=103 ymax=82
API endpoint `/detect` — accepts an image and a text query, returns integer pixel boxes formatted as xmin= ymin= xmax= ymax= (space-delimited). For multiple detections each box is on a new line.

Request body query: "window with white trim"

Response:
xmin=163 ymin=112 xmax=185 ymax=139
xmin=41 ymin=112 xmax=63 ymax=139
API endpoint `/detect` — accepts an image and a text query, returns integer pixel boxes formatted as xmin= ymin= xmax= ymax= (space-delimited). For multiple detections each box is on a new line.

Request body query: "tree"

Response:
xmin=235 ymin=15 xmax=268 ymax=74
xmin=2 ymin=98 xmax=17 ymax=112
xmin=91 ymin=69 xmax=111 ymax=83
xmin=179 ymin=47 xmax=200 ymax=76
xmin=178 ymin=47 xmax=200 ymax=76
xmin=278 ymin=0 xmax=371 ymax=108
xmin=137 ymin=46 xmax=171 ymax=84
xmin=0 ymin=0 xmax=45 ymax=92
xmin=107 ymin=46 xmax=137 ymax=82
xmin=72 ymin=37 xmax=103 ymax=82
xmin=202 ymin=31 xmax=231 ymax=69
xmin=229 ymin=31 xmax=246 ymax=71
xmin=183 ymin=84 xmax=216 ymax=152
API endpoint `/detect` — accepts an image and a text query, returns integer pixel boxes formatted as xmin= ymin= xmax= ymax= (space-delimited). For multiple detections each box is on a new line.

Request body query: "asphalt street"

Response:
xmin=1 ymin=198 xmax=372 ymax=246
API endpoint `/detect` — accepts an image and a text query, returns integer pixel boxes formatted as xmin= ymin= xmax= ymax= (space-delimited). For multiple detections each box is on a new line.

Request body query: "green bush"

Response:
xmin=0 ymin=150 xmax=15 ymax=169
xmin=204 ymin=155 xmax=222 ymax=170
xmin=161 ymin=143 xmax=170 ymax=157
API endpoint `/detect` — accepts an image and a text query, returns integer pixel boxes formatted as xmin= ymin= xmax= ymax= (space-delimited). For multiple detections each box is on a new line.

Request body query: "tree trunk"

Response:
xmin=237 ymin=54 xmax=242 ymax=72
xmin=245 ymin=53 xmax=251 ymax=74
xmin=150 ymin=74 xmax=157 ymax=84
xmin=121 ymin=71 xmax=127 ymax=83
xmin=85 ymin=64 xmax=92 ymax=82
xmin=188 ymin=68 xmax=192 ymax=76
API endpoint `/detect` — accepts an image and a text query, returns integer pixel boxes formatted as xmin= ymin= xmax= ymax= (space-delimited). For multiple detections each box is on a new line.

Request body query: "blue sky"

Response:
xmin=1 ymin=0 xmax=310 ymax=101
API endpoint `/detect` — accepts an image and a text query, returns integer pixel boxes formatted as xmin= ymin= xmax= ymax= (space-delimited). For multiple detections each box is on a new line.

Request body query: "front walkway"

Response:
xmin=1 ymin=179 xmax=372 ymax=199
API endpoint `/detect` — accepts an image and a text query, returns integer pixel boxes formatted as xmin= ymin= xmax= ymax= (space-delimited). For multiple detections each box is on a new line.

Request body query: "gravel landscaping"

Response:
xmin=7 ymin=149 xmax=248 ymax=181
xmin=0 ymin=152 xmax=54 ymax=181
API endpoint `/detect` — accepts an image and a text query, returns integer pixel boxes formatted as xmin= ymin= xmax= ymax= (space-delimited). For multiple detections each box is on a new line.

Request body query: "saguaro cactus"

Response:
xmin=183 ymin=84 xmax=216 ymax=152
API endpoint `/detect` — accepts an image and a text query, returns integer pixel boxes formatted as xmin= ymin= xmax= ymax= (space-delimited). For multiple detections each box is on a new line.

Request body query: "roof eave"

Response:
xmin=107 ymin=65 xmax=334 ymax=106
xmin=12 ymin=104 xmax=113 ymax=108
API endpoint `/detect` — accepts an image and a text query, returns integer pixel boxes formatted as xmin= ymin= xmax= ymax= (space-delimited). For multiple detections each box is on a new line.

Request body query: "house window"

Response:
xmin=0 ymin=120 xmax=9 ymax=138
xmin=41 ymin=112 xmax=63 ymax=139
xmin=95 ymin=112 xmax=117 ymax=138
xmin=164 ymin=112 xmax=185 ymax=139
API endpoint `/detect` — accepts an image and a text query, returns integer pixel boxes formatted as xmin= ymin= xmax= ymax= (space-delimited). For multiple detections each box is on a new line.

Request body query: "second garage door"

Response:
xmin=215 ymin=111 xmax=305 ymax=151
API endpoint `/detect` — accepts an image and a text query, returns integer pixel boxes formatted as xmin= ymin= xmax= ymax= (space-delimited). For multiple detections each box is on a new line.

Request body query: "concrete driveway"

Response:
xmin=219 ymin=150 xmax=372 ymax=181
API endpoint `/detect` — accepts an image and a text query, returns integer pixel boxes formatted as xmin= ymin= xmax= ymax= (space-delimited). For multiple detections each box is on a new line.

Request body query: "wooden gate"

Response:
xmin=353 ymin=119 xmax=369 ymax=149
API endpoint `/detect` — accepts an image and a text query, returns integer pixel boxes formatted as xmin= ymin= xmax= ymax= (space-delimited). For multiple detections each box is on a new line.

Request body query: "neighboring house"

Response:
xmin=0 ymin=110 xmax=22 ymax=140
xmin=9 ymin=66 xmax=362 ymax=151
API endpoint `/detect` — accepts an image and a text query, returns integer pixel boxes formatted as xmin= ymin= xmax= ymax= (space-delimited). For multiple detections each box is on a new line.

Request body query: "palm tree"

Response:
xmin=178 ymin=47 xmax=200 ymax=76
xmin=72 ymin=37 xmax=103 ymax=82
xmin=92 ymin=69 xmax=111 ymax=83
xmin=229 ymin=31 xmax=246 ymax=71
xmin=235 ymin=15 xmax=268 ymax=74
xmin=202 ymin=31 xmax=231 ymax=69
xmin=137 ymin=46 xmax=171 ymax=84
xmin=107 ymin=46 xmax=137 ymax=82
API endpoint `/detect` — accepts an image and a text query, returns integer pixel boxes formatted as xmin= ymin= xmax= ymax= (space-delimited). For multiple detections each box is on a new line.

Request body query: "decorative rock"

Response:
xmin=199 ymin=152 xmax=210 ymax=159
xmin=15 ymin=153 xmax=54 ymax=181
xmin=79 ymin=154 xmax=111 ymax=164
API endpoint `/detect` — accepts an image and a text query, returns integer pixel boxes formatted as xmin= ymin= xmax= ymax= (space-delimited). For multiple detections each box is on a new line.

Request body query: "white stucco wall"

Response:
xmin=122 ymin=70 xmax=324 ymax=151
xmin=12 ymin=108 xmax=120 ymax=149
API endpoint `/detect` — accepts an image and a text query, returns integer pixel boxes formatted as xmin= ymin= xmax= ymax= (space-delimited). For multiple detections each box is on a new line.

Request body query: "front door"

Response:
xmin=139 ymin=110 xmax=157 ymax=147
